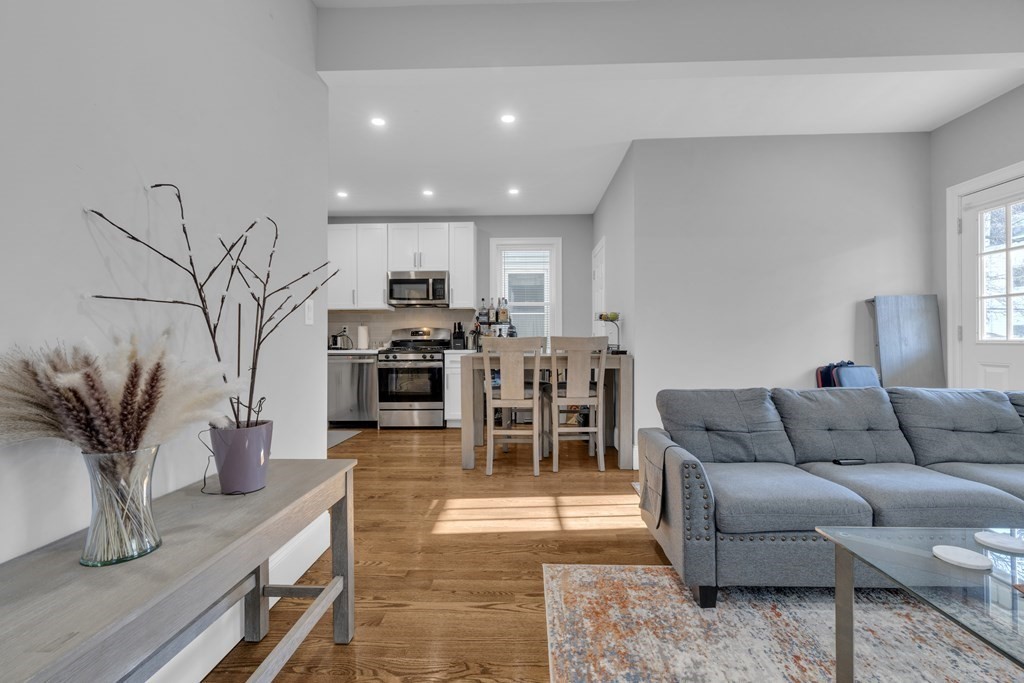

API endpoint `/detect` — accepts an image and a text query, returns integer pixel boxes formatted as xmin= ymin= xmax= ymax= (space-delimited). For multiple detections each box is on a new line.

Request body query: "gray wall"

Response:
xmin=593 ymin=146 xmax=637 ymax=351
xmin=329 ymin=215 xmax=595 ymax=336
xmin=930 ymin=84 xmax=1024 ymax=336
xmin=622 ymin=134 xmax=933 ymax=432
xmin=0 ymin=1 xmax=326 ymax=679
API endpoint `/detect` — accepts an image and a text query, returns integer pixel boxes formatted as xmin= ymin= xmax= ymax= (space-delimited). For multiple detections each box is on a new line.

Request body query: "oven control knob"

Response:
xmin=422 ymin=354 xmax=427 ymax=359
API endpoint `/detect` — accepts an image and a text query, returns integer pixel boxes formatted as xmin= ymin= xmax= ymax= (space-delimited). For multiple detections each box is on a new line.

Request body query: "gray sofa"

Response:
xmin=638 ymin=386 xmax=1024 ymax=608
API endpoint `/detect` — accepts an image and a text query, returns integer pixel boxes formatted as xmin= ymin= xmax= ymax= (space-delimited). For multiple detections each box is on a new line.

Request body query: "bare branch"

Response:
xmin=261 ymin=269 xmax=338 ymax=343
xmin=261 ymin=294 xmax=293 ymax=329
xmin=264 ymin=216 xmax=279 ymax=288
xmin=268 ymin=261 xmax=329 ymax=297
xmin=93 ymin=294 xmax=204 ymax=311
xmin=86 ymin=209 xmax=191 ymax=275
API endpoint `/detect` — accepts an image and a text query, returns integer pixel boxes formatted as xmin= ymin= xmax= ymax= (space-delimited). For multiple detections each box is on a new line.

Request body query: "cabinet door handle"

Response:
xmin=351 ymin=289 xmax=356 ymax=305
xmin=450 ymin=287 xmax=454 ymax=302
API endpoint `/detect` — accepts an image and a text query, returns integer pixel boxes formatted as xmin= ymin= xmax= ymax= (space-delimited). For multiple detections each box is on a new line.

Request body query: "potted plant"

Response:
xmin=88 ymin=184 xmax=337 ymax=493
xmin=0 ymin=335 xmax=232 ymax=565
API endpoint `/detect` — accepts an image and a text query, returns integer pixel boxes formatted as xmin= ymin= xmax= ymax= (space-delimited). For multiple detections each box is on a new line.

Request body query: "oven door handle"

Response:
xmin=378 ymin=361 xmax=444 ymax=369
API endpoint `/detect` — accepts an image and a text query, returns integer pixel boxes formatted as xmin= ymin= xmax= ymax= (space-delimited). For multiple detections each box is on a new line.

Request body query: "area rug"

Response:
xmin=327 ymin=429 xmax=359 ymax=449
xmin=544 ymin=564 xmax=1021 ymax=682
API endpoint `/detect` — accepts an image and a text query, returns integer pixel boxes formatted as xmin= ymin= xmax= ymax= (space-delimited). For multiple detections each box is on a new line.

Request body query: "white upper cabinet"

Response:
xmin=355 ymin=224 xmax=388 ymax=308
xmin=417 ymin=223 xmax=450 ymax=270
xmin=327 ymin=224 xmax=391 ymax=310
xmin=327 ymin=225 xmax=358 ymax=310
xmin=387 ymin=223 xmax=449 ymax=271
xmin=448 ymin=222 xmax=476 ymax=309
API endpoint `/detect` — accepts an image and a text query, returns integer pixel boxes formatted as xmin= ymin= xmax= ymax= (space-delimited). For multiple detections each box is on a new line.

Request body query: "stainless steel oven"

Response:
xmin=387 ymin=271 xmax=449 ymax=307
xmin=377 ymin=327 xmax=450 ymax=428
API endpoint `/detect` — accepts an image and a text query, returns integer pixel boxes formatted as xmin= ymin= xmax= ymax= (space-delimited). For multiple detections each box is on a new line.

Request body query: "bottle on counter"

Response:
xmin=498 ymin=298 xmax=509 ymax=324
xmin=477 ymin=298 xmax=488 ymax=323
xmin=487 ymin=298 xmax=496 ymax=323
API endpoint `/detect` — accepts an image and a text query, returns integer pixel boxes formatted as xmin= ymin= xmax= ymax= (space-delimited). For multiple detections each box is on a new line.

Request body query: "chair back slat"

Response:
xmin=550 ymin=336 xmax=608 ymax=400
xmin=481 ymin=336 xmax=545 ymax=402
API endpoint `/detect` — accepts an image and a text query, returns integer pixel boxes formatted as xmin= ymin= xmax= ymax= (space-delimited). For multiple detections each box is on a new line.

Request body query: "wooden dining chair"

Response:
xmin=543 ymin=336 xmax=609 ymax=472
xmin=480 ymin=336 xmax=550 ymax=476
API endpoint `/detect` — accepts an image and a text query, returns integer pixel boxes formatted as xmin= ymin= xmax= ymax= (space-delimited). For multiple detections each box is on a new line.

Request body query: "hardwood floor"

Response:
xmin=205 ymin=428 xmax=667 ymax=682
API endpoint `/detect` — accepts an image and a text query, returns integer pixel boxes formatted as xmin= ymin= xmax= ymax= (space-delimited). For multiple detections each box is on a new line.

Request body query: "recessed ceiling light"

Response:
xmin=422 ymin=189 xmax=434 ymax=197
xmin=370 ymin=117 xmax=386 ymax=127
xmin=500 ymin=114 xmax=516 ymax=124
xmin=336 ymin=191 xmax=348 ymax=198
xmin=508 ymin=188 xmax=520 ymax=196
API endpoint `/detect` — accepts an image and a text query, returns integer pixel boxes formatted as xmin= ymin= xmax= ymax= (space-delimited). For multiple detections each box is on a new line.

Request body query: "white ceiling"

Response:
xmin=314 ymin=0 xmax=630 ymax=7
xmin=325 ymin=61 xmax=1024 ymax=217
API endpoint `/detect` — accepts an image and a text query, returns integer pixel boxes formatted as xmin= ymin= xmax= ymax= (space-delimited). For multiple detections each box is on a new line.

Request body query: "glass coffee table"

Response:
xmin=817 ymin=527 xmax=1024 ymax=683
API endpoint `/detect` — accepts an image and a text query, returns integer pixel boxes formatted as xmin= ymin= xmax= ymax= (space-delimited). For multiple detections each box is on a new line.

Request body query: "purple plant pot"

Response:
xmin=210 ymin=420 xmax=273 ymax=494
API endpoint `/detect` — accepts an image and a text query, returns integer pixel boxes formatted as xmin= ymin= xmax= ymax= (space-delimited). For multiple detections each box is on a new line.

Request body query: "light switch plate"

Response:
xmin=304 ymin=300 xmax=314 ymax=325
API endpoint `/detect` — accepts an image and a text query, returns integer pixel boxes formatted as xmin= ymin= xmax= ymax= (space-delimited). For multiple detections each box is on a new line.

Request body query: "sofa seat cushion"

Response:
xmin=928 ymin=462 xmax=1024 ymax=500
xmin=888 ymin=388 xmax=1024 ymax=466
xmin=703 ymin=462 xmax=872 ymax=534
xmin=799 ymin=462 xmax=1024 ymax=527
xmin=656 ymin=388 xmax=795 ymax=464
xmin=772 ymin=387 xmax=915 ymax=464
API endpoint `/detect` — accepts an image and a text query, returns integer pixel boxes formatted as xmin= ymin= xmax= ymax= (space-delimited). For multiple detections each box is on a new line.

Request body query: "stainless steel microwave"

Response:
xmin=387 ymin=271 xmax=449 ymax=307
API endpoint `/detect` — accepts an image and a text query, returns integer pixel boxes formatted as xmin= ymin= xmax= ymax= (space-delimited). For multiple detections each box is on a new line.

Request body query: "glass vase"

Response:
xmin=80 ymin=446 xmax=162 ymax=567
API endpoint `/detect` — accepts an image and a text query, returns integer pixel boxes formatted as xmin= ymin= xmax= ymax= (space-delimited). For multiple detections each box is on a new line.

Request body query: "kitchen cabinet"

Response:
xmin=327 ymin=224 xmax=389 ymax=310
xmin=444 ymin=350 xmax=473 ymax=425
xmin=388 ymin=223 xmax=449 ymax=271
xmin=448 ymin=222 xmax=476 ymax=308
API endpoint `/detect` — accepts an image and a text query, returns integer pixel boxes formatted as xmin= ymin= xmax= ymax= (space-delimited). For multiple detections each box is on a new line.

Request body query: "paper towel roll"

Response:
xmin=356 ymin=325 xmax=370 ymax=349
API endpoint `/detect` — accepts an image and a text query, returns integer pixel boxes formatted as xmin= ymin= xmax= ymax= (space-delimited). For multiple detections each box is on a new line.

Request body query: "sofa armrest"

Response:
xmin=638 ymin=428 xmax=717 ymax=589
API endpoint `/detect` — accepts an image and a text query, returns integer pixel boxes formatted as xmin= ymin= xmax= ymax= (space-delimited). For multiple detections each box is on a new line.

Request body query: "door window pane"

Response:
xmin=983 ymin=298 xmax=1008 ymax=340
xmin=1012 ymin=202 xmax=1024 ymax=246
xmin=1013 ymin=249 xmax=1024 ymax=293
xmin=1014 ymin=296 xmax=1024 ymax=340
xmin=983 ymin=252 xmax=1007 ymax=296
xmin=983 ymin=207 xmax=1007 ymax=251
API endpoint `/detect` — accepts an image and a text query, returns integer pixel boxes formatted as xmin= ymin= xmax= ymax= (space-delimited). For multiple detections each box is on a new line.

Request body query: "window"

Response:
xmin=490 ymin=238 xmax=562 ymax=339
xmin=977 ymin=200 xmax=1024 ymax=340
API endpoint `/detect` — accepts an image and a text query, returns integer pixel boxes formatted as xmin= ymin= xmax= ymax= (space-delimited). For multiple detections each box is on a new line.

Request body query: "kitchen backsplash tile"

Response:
xmin=328 ymin=309 xmax=476 ymax=347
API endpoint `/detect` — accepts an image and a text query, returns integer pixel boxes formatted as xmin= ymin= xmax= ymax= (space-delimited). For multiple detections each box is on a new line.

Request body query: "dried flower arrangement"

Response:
xmin=87 ymin=184 xmax=338 ymax=429
xmin=0 ymin=335 xmax=232 ymax=565
xmin=0 ymin=335 xmax=230 ymax=453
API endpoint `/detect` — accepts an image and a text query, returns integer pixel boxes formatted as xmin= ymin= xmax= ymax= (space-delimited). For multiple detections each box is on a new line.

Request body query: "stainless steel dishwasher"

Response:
xmin=328 ymin=353 xmax=378 ymax=422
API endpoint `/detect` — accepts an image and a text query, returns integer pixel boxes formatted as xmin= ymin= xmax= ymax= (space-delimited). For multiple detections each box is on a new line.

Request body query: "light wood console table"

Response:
xmin=0 ymin=458 xmax=356 ymax=683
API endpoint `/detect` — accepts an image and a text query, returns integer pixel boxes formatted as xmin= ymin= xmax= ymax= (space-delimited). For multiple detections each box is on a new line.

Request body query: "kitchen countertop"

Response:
xmin=444 ymin=349 xmax=477 ymax=355
xmin=328 ymin=349 xmax=377 ymax=355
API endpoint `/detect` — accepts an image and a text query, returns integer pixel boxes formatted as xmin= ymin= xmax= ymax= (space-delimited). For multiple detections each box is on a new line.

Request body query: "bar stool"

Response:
xmin=543 ymin=336 xmax=608 ymax=472
xmin=480 ymin=336 xmax=550 ymax=476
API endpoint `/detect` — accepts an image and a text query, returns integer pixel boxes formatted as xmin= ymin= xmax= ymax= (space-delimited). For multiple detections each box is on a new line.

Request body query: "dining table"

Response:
xmin=459 ymin=352 xmax=635 ymax=470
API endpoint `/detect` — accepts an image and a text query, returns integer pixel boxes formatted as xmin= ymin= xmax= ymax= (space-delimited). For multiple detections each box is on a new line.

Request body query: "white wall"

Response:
xmin=626 ymin=134 xmax=932 ymax=431
xmin=328 ymin=215 xmax=595 ymax=336
xmin=317 ymin=0 xmax=1024 ymax=72
xmin=0 ymin=1 xmax=327 ymax=679
xmin=929 ymin=84 xmax=1024 ymax=335
xmin=593 ymin=146 xmax=637 ymax=351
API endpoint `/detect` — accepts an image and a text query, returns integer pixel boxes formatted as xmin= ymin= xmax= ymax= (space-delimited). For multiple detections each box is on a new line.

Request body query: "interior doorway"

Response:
xmin=956 ymin=176 xmax=1024 ymax=389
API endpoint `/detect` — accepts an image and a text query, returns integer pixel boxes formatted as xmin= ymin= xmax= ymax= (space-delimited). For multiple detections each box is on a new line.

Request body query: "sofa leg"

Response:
xmin=691 ymin=585 xmax=718 ymax=608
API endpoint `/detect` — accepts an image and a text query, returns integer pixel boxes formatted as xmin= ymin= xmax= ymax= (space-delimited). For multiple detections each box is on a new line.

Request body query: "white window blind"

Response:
xmin=491 ymin=238 xmax=562 ymax=339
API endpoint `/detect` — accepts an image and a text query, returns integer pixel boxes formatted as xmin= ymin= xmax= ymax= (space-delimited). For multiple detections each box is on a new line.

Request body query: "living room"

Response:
xmin=2 ymin=1 xmax=1024 ymax=681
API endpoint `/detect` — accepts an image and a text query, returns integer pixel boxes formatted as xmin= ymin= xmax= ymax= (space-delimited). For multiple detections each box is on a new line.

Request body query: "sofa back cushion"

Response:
xmin=888 ymin=388 xmax=1024 ymax=466
xmin=772 ymin=387 xmax=915 ymax=465
xmin=656 ymin=388 xmax=795 ymax=464
xmin=1008 ymin=392 xmax=1024 ymax=424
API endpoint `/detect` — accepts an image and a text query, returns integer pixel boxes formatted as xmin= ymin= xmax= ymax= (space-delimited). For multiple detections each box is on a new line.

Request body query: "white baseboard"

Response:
xmin=147 ymin=513 xmax=331 ymax=683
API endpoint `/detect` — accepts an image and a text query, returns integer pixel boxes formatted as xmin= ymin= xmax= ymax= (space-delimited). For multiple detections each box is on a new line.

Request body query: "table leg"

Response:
xmin=243 ymin=560 xmax=269 ymax=642
xmin=618 ymin=357 xmax=634 ymax=470
xmin=331 ymin=469 xmax=355 ymax=644
xmin=461 ymin=362 xmax=475 ymax=468
xmin=835 ymin=545 xmax=855 ymax=683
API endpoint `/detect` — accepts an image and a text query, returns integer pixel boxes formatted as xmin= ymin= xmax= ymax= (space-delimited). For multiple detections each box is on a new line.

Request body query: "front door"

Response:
xmin=959 ymin=178 xmax=1024 ymax=390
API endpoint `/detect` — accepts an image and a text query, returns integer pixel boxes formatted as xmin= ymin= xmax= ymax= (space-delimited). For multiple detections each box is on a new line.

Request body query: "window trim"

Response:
xmin=489 ymin=237 xmax=563 ymax=337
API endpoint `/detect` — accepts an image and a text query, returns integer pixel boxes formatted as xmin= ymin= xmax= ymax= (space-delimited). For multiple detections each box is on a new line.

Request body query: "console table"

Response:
xmin=0 ymin=458 xmax=356 ymax=683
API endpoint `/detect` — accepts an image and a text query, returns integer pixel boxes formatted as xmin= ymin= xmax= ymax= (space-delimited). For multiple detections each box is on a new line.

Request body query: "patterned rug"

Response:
xmin=544 ymin=564 xmax=1022 ymax=682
